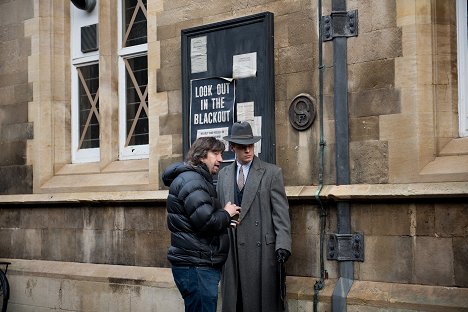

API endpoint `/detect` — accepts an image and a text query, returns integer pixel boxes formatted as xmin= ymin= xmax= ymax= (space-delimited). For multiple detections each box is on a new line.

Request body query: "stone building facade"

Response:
xmin=0 ymin=0 xmax=467 ymax=311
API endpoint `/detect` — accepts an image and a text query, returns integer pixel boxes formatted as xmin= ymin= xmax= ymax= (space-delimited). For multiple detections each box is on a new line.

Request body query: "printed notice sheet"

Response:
xmin=233 ymin=52 xmax=257 ymax=79
xmin=191 ymin=36 xmax=207 ymax=73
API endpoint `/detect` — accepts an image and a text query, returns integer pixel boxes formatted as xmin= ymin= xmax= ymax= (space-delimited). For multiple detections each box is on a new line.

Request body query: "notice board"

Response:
xmin=181 ymin=12 xmax=275 ymax=164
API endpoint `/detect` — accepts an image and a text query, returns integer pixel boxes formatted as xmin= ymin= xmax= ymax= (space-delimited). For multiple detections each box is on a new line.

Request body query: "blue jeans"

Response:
xmin=172 ymin=266 xmax=221 ymax=312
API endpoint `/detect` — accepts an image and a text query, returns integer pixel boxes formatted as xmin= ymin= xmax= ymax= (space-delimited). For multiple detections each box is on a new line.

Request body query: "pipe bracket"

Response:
xmin=327 ymin=232 xmax=364 ymax=261
xmin=322 ymin=10 xmax=358 ymax=41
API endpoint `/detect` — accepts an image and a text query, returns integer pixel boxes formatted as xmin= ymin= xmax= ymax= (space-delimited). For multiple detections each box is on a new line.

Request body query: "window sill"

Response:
xmin=419 ymin=138 xmax=468 ymax=181
xmin=39 ymin=159 xmax=153 ymax=193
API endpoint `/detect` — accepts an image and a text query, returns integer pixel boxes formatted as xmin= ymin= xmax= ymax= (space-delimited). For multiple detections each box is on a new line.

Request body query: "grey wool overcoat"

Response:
xmin=217 ymin=156 xmax=292 ymax=312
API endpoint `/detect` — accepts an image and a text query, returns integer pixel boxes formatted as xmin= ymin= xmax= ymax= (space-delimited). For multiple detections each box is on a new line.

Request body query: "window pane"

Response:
xmin=124 ymin=0 xmax=147 ymax=47
xmin=126 ymin=55 xmax=148 ymax=145
xmin=78 ymin=64 xmax=100 ymax=149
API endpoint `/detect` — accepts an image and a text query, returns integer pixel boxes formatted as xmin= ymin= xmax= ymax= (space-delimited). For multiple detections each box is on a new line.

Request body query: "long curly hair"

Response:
xmin=186 ymin=137 xmax=225 ymax=166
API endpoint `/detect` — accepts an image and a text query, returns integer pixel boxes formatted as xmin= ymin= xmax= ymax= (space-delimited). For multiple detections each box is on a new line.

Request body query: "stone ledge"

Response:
xmin=3 ymin=259 xmax=467 ymax=311
xmin=0 ymin=182 xmax=467 ymax=205
xmin=1 ymin=258 xmax=175 ymax=289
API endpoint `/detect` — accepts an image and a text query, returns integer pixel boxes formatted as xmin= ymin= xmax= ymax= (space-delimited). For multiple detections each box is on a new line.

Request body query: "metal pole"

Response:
xmin=331 ymin=0 xmax=354 ymax=310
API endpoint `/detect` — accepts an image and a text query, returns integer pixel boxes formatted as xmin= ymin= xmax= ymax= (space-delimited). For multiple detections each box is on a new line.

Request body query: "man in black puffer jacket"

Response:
xmin=162 ymin=137 xmax=240 ymax=312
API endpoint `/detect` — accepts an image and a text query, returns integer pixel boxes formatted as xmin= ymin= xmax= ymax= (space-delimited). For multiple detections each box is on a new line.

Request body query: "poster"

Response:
xmin=190 ymin=77 xmax=236 ymax=161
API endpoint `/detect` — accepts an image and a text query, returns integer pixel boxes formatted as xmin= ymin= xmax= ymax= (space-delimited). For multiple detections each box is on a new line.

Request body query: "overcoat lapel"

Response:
xmin=240 ymin=157 xmax=265 ymax=221
xmin=221 ymin=163 xmax=236 ymax=203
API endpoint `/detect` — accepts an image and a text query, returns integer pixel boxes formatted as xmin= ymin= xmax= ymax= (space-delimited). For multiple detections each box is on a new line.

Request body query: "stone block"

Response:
xmin=8 ymin=275 xmax=62 ymax=309
xmin=131 ymin=286 xmax=183 ymax=311
xmin=276 ymin=43 xmax=314 ymax=75
xmin=82 ymin=206 xmax=116 ymax=231
xmin=349 ymin=140 xmax=389 ymax=184
xmin=167 ymin=90 xmax=182 ymax=114
xmin=16 ymin=0 xmax=34 ymax=21
xmin=0 ymin=207 xmax=20 ymax=228
xmin=348 ymin=28 xmax=402 ymax=64
xmin=275 ymin=75 xmax=288 ymax=102
xmin=348 ymin=59 xmax=395 ymax=92
xmin=60 ymin=279 xmax=131 ymax=311
xmin=352 ymin=0 xmax=397 ymax=33
xmin=76 ymin=229 xmax=107 ymax=264
xmin=0 ymin=85 xmax=15 ymax=105
xmin=349 ymin=88 xmax=401 ymax=118
xmin=287 ymin=12 xmax=315 ymax=47
xmin=21 ymin=229 xmax=43 ymax=259
xmin=453 ymin=237 xmax=468 ymax=287
xmin=0 ymin=24 xmax=19 ymax=42
xmin=434 ymin=203 xmax=468 ymax=237
xmin=157 ymin=23 xmax=176 ymax=41
xmin=289 ymin=232 xmax=320 ymax=277
xmin=352 ymin=203 xmax=410 ymax=236
xmin=414 ymin=236 xmax=454 ymax=286
xmin=0 ymin=141 xmax=26 ymax=165
xmin=349 ymin=116 xmax=379 ymax=142
xmin=133 ymin=219 xmax=171 ymax=267
xmin=434 ymin=0 xmax=455 ymax=25
xmin=157 ymin=65 xmax=181 ymax=92
xmin=41 ymin=228 xmax=77 ymax=262
xmin=159 ymin=113 xmax=182 ymax=136
xmin=1 ymin=122 xmax=33 ymax=142
xmin=14 ymin=83 xmax=32 ymax=105
xmin=0 ymin=165 xmax=32 ymax=194
xmin=358 ymin=235 xmax=413 ymax=283
xmin=285 ymin=70 xmax=314 ymax=101
xmin=108 ymin=229 xmax=136 ymax=265
xmin=19 ymin=206 xmax=49 ymax=229
xmin=124 ymin=206 xmax=160 ymax=231
xmin=47 ymin=206 xmax=84 ymax=229
xmin=277 ymin=144 xmax=315 ymax=186
xmin=160 ymin=37 xmax=181 ymax=69
xmin=290 ymin=204 xmax=321 ymax=235
xmin=415 ymin=203 xmax=435 ymax=236
xmin=0 ymin=229 xmax=12 ymax=257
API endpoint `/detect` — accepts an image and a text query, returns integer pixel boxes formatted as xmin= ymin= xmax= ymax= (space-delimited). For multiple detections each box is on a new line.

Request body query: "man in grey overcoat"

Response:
xmin=218 ymin=121 xmax=292 ymax=312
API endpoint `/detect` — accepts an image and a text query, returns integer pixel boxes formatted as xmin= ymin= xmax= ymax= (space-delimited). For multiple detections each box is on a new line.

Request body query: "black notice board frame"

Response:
xmin=181 ymin=12 xmax=276 ymax=165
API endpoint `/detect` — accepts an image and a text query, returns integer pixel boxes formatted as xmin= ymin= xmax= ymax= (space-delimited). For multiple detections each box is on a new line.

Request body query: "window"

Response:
xmin=118 ymin=0 xmax=149 ymax=159
xmin=71 ymin=3 xmax=100 ymax=163
xmin=457 ymin=0 xmax=468 ymax=137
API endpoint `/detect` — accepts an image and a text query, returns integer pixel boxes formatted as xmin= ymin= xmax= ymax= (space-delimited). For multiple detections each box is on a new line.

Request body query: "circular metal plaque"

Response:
xmin=288 ymin=94 xmax=316 ymax=131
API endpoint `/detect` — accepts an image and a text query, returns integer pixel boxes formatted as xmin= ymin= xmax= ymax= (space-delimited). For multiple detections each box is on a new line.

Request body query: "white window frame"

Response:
xmin=118 ymin=0 xmax=149 ymax=160
xmin=70 ymin=2 xmax=100 ymax=163
xmin=457 ymin=0 xmax=468 ymax=137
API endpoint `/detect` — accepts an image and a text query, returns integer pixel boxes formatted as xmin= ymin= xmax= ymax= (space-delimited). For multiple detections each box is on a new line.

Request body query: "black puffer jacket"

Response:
xmin=162 ymin=162 xmax=231 ymax=267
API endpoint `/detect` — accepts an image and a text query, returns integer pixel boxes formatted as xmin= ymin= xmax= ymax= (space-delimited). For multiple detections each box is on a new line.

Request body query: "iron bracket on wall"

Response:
xmin=322 ymin=10 xmax=358 ymax=41
xmin=327 ymin=233 xmax=364 ymax=261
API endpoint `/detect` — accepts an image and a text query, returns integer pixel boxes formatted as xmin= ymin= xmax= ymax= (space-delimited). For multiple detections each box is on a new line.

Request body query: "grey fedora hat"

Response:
xmin=223 ymin=121 xmax=261 ymax=145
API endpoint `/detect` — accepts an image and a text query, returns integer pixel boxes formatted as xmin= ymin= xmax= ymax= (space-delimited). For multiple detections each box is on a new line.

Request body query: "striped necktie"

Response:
xmin=237 ymin=165 xmax=244 ymax=191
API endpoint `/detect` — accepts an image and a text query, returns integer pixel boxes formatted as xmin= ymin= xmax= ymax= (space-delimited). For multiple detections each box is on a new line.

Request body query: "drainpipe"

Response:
xmin=330 ymin=0 xmax=353 ymax=310
xmin=313 ymin=0 xmax=327 ymax=310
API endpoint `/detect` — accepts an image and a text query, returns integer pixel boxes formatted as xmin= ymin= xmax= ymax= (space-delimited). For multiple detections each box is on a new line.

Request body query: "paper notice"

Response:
xmin=253 ymin=116 xmax=262 ymax=155
xmin=233 ymin=52 xmax=257 ymax=79
xmin=236 ymin=102 xmax=255 ymax=123
xmin=191 ymin=36 xmax=207 ymax=73
xmin=197 ymin=127 xmax=230 ymax=151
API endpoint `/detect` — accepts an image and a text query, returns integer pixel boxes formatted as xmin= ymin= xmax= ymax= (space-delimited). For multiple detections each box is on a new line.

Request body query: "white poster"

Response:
xmin=233 ymin=52 xmax=257 ymax=79
xmin=191 ymin=36 xmax=207 ymax=73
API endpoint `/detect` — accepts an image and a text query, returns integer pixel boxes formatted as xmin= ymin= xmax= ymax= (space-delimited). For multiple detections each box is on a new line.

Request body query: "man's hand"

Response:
xmin=224 ymin=201 xmax=240 ymax=217
xmin=276 ymin=248 xmax=291 ymax=263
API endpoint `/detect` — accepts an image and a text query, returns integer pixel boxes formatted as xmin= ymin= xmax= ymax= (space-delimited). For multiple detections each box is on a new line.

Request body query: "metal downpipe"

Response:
xmin=313 ymin=0 xmax=327 ymax=310
xmin=331 ymin=0 xmax=354 ymax=311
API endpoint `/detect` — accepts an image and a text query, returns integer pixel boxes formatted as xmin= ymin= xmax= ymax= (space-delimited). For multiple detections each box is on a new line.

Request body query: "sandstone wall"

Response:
xmin=0 ymin=0 xmax=34 ymax=194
